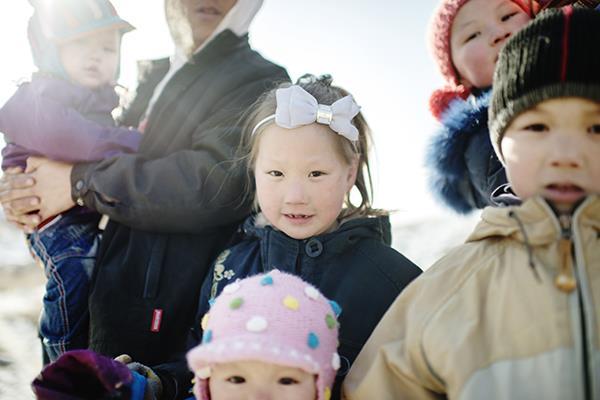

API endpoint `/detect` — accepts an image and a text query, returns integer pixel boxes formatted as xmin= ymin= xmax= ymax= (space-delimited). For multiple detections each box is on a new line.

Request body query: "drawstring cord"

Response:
xmin=556 ymin=236 xmax=577 ymax=292
xmin=556 ymin=214 xmax=577 ymax=293
xmin=508 ymin=211 xmax=542 ymax=282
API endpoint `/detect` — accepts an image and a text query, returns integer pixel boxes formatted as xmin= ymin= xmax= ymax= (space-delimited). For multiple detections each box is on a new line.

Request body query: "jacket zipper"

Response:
xmin=559 ymin=213 xmax=592 ymax=399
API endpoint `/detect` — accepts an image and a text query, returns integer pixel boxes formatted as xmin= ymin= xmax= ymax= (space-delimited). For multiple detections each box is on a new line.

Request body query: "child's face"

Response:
xmin=209 ymin=360 xmax=317 ymax=400
xmin=501 ymin=97 xmax=600 ymax=212
xmin=254 ymin=123 xmax=357 ymax=240
xmin=58 ymin=29 xmax=120 ymax=89
xmin=450 ymin=0 xmax=530 ymax=88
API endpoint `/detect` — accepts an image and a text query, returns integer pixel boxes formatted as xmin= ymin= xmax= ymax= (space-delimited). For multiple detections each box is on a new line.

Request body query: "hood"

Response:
xmin=467 ymin=195 xmax=600 ymax=246
xmin=425 ymin=90 xmax=492 ymax=214
xmin=165 ymin=0 xmax=263 ymax=58
xmin=27 ymin=0 xmax=134 ymax=81
xmin=242 ymin=213 xmax=393 ymax=248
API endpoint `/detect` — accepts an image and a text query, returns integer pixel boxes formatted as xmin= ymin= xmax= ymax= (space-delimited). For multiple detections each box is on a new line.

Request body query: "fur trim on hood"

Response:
xmin=425 ymin=90 xmax=492 ymax=214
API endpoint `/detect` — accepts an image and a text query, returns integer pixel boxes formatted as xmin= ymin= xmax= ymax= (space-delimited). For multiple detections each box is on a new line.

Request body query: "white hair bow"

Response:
xmin=252 ymin=85 xmax=361 ymax=141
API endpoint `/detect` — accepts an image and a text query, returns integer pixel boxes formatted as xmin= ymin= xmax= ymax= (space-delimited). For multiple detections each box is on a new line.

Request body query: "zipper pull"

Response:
xmin=556 ymin=214 xmax=576 ymax=293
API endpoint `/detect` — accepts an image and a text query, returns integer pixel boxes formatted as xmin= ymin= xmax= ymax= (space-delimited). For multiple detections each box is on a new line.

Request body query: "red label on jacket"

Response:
xmin=151 ymin=309 xmax=163 ymax=332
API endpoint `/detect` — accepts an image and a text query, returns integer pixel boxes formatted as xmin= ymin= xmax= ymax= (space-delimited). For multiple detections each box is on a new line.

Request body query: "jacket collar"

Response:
xmin=241 ymin=213 xmax=392 ymax=252
xmin=468 ymin=195 xmax=600 ymax=246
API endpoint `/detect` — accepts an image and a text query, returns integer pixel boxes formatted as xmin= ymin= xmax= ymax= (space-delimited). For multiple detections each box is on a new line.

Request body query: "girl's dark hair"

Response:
xmin=238 ymin=74 xmax=385 ymax=219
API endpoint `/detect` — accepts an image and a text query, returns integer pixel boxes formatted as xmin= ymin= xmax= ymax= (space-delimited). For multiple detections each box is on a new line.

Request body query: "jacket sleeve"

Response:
xmin=0 ymin=86 xmax=141 ymax=163
xmin=70 ymin=79 xmax=268 ymax=233
xmin=342 ymin=276 xmax=446 ymax=400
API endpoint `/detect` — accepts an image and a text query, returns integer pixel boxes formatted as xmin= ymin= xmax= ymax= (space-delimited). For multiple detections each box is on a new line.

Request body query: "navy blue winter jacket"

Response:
xmin=426 ymin=90 xmax=507 ymax=214
xmin=165 ymin=214 xmax=421 ymax=399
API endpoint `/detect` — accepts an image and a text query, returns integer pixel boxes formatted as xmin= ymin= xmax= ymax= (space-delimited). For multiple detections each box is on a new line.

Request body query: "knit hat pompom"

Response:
xmin=187 ymin=271 xmax=341 ymax=400
xmin=429 ymin=85 xmax=472 ymax=120
xmin=489 ymin=6 xmax=600 ymax=161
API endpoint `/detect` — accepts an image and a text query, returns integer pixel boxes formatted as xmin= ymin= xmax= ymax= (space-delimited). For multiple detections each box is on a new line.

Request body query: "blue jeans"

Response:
xmin=28 ymin=209 xmax=101 ymax=362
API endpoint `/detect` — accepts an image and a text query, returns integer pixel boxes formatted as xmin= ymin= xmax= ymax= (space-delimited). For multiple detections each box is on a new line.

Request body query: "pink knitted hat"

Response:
xmin=187 ymin=271 xmax=341 ymax=400
xmin=427 ymin=0 xmax=533 ymax=119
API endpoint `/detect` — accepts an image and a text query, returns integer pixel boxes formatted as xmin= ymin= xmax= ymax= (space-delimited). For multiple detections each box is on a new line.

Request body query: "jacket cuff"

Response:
xmin=70 ymin=162 xmax=94 ymax=208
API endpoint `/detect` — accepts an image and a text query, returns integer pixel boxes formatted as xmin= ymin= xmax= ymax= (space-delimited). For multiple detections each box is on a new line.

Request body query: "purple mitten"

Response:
xmin=32 ymin=350 xmax=133 ymax=400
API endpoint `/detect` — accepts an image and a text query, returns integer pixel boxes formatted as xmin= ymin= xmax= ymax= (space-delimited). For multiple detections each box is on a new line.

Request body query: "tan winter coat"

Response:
xmin=343 ymin=196 xmax=600 ymax=400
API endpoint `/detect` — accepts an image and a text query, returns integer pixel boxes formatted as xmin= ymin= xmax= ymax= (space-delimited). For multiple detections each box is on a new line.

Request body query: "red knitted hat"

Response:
xmin=427 ymin=0 xmax=534 ymax=119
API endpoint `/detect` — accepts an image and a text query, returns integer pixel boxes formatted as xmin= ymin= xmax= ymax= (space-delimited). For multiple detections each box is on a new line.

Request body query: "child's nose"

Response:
xmin=490 ymin=26 xmax=511 ymax=46
xmin=284 ymin=181 xmax=308 ymax=204
xmin=248 ymin=389 xmax=273 ymax=400
xmin=549 ymin=136 xmax=583 ymax=169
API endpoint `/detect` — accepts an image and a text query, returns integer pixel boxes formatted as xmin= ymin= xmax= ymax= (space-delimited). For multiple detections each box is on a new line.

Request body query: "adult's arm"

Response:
xmin=0 ymin=84 xmax=141 ymax=163
xmin=70 ymin=80 xmax=267 ymax=234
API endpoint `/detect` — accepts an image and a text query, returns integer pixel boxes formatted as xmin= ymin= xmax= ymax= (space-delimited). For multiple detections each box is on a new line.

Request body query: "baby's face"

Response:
xmin=58 ymin=29 xmax=120 ymax=89
xmin=209 ymin=360 xmax=317 ymax=400
xmin=450 ymin=0 xmax=530 ymax=88
xmin=501 ymin=97 xmax=600 ymax=213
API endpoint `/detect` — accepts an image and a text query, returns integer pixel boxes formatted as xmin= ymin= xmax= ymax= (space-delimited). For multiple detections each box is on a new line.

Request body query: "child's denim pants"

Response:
xmin=27 ymin=209 xmax=101 ymax=362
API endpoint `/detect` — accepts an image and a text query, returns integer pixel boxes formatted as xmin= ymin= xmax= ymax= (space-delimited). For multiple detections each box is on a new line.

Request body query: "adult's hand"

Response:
xmin=0 ymin=167 xmax=40 ymax=232
xmin=24 ymin=157 xmax=75 ymax=223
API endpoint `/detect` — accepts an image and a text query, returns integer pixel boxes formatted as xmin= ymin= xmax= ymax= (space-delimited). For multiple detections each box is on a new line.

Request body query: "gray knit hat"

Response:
xmin=489 ymin=6 xmax=600 ymax=161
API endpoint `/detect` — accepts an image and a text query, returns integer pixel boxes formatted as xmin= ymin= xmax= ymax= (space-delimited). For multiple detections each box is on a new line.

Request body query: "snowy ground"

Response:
xmin=0 ymin=210 xmax=479 ymax=399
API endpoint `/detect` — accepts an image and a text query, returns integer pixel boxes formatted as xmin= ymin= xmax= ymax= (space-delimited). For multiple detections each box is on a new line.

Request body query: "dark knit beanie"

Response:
xmin=489 ymin=6 xmax=600 ymax=160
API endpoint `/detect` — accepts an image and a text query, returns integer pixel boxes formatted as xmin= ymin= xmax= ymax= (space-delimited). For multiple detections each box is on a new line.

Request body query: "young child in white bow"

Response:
xmin=166 ymin=74 xmax=421 ymax=399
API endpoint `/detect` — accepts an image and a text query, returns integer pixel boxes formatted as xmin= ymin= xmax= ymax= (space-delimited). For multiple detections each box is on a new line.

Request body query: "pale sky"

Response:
xmin=0 ymin=1 xmax=455 ymax=221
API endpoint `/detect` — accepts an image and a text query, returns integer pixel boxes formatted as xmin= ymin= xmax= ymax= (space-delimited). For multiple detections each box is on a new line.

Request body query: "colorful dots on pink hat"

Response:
xmin=260 ymin=275 xmax=274 ymax=286
xmin=229 ymin=298 xmax=243 ymax=310
xmin=222 ymin=281 xmax=241 ymax=294
xmin=187 ymin=271 xmax=341 ymax=400
xmin=308 ymin=332 xmax=320 ymax=349
xmin=246 ymin=316 xmax=268 ymax=332
xmin=329 ymin=300 xmax=342 ymax=317
xmin=283 ymin=295 xmax=300 ymax=310
xmin=305 ymin=286 xmax=320 ymax=300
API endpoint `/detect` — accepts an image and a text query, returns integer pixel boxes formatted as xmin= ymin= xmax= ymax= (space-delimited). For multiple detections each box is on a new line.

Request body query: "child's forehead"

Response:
xmin=453 ymin=0 xmax=523 ymax=27
xmin=62 ymin=27 xmax=120 ymax=45
xmin=214 ymin=360 xmax=308 ymax=375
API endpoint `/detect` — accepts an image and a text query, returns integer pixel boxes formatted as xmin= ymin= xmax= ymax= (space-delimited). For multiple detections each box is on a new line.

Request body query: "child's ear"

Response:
xmin=345 ymin=156 xmax=359 ymax=192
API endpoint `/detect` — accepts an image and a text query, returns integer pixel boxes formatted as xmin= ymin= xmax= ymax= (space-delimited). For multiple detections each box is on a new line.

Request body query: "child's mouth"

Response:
xmin=283 ymin=213 xmax=313 ymax=224
xmin=544 ymin=183 xmax=586 ymax=204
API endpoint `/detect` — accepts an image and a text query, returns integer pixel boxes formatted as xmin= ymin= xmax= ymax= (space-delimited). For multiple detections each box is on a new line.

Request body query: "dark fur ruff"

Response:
xmin=425 ymin=90 xmax=491 ymax=214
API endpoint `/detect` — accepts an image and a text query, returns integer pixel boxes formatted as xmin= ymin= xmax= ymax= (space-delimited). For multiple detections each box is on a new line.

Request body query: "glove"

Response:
xmin=115 ymin=354 xmax=164 ymax=400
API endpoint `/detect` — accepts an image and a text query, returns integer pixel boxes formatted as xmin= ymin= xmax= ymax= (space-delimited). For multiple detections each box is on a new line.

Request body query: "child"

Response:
xmin=187 ymin=271 xmax=340 ymax=400
xmin=136 ymin=75 xmax=421 ymax=400
xmin=0 ymin=0 xmax=140 ymax=362
xmin=425 ymin=0 xmax=534 ymax=213
xmin=344 ymin=7 xmax=600 ymax=399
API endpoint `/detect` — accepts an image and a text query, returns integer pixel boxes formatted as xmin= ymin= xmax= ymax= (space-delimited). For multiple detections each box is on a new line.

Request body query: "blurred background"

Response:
xmin=0 ymin=1 xmax=479 ymax=397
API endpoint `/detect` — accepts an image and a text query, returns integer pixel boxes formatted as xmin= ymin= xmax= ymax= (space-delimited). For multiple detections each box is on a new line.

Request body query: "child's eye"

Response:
xmin=308 ymin=171 xmax=325 ymax=178
xmin=523 ymin=123 xmax=548 ymax=132
xmin=464 ymin=32 xmax=480 ymax=43
xmin=588 ymin=124 xmax=600 ymax=134
xmin=226 ymin=376 xmax=246 ymax=384
xmin=268 ymin=170 xmax=283 ymax=177
xmin=501 ymin=12 xmax=518 ymax=22
xmin=278 ymin=377 xmax=300 ymax=385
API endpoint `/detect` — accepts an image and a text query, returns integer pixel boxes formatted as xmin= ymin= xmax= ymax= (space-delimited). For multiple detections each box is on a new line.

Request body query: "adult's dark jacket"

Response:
xmin=425 ymin=90 xmax=507 ymax=214
xmin=162 ymin=214 xmax=422 ymax=399
xmin=69 ymin=30 xmax=289 ymax=366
